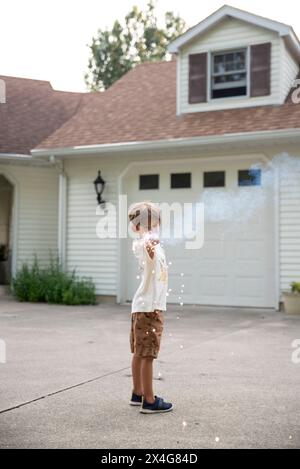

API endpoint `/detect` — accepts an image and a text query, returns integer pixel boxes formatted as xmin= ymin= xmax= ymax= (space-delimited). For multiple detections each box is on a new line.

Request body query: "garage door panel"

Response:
xmin=204 ymin=222 xmax=230 ymax=239
xmin=235 ymin=276 xmax=264 ymax=299
xmin=236 ymin=241 xmax=266 ymax=260
xmin=198 ymin=260 xmax=229 ymax=274
xmin=202 ymin=240 xmax=225 ymax=259
xmin=235 ymin=260 xmax=263 ymax=276
xmin=199 ymin=275 xmax=228 ymax=296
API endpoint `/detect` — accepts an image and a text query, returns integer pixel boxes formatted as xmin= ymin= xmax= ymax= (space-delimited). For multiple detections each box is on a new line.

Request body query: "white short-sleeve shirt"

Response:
xmin=131 ymin=238 xmax=168 ymax=313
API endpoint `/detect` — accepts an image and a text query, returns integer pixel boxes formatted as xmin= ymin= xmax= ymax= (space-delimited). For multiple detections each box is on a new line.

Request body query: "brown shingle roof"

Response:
xmin=35 ymin=60 xmax=300 ymax=151
xmin=0 ymin=75 xmax=89 ymax=155
xmin=7 ymin=59 xmax=300 ymax=153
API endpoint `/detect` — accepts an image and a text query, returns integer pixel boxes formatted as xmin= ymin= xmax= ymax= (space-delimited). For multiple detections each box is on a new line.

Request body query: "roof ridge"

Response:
xmin=0 ymin=74 xmax=52 ymax=86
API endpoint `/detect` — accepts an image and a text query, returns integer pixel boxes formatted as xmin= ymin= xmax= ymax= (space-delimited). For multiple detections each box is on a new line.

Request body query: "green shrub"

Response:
xmin=291 ymin=282 xmax=300 ymax=294
xmin=13 ymin=258 xmax=45 ymax=302
xmin=62 ymin=279 xmax=96 ymax=305
xmin=12 ymin=256 xmax=96 ymax=305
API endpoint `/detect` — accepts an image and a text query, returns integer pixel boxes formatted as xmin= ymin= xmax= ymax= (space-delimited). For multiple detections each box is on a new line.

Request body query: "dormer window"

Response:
xmin=169 ymin=5 xmax=300 ymax=113
xmin=211 ymin=49 xmax=247 ymax=99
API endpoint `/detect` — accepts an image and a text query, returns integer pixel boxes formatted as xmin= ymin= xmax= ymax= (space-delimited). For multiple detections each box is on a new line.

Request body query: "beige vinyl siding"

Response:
xmin=281 ymin=42 xmax=299 ymax=102
xmin=279 ymin=158 xmax=300 ymax=292
xmin=0 ymin=164 xmax=59 ymax=272
xmin=178 ymin=17 xmax=281 ymax=114
xmin=65 ymin=158 xmax=127 ymax=296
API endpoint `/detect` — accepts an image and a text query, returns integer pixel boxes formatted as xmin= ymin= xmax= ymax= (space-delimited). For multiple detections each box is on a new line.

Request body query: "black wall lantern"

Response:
xmin=93 ymin=170 xmax=106 ymax=206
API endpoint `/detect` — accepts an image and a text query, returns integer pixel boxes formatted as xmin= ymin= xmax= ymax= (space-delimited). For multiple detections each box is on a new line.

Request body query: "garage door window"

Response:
xmin=171 ymin=173 xmax=191 ymax=189
xmin=139 ymin=174 xmax=159 ymax=190
xmin=238 ymin=169 xmax=261 ymax=186
xmin=204 ymin=171 xmax=225 ymax=188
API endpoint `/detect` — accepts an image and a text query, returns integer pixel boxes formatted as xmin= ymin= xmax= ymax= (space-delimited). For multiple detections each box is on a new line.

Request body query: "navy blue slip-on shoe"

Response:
xmin=140 ymin=396 xmax=173 ymax=414
xmin=130 ymin=392 xmax=143 ymax=406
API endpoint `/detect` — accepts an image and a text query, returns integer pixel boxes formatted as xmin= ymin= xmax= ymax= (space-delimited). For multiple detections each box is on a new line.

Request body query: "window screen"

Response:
xmin=238 ymin=169 xmax=261 ymax=186
xmin=171 ymin=173 xmax=191 ymax=189
xmin=139 ymin=174 xmax=159 ymax=190
xmin=204 ymin=171 xmax=225 ymax=188
xmin=211 ymin=49 xmax=247 ymax=99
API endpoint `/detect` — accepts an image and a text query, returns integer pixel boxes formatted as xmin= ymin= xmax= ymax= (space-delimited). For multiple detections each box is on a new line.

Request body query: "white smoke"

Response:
xmin=162 ymin=152 xmax=300 ymax=245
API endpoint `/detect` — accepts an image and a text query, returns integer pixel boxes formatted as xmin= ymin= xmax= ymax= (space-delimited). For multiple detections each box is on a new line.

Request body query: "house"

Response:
xmin=1 ymin=5 xmax=300 ymax=309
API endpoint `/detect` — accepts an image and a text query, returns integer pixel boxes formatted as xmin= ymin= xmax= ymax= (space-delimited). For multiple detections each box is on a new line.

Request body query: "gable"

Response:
xmin=168 ymin=4 xmax=299 ymax=56
xmin=181 ymin=17 xmax=278 ymax=54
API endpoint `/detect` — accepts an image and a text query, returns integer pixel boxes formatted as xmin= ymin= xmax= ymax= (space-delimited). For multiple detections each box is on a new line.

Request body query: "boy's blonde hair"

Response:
xmin=128 ymin=201 xmax=160 ymax=232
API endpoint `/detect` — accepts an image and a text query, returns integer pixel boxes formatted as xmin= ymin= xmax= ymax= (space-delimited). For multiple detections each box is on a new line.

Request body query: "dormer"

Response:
xmin=168 ymin=5 xmax=300 ymax=114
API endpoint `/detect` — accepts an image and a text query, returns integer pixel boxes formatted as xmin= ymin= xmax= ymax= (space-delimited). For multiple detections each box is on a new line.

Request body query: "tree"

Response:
xmin=85 ymin=0 xmax=186 ymax=91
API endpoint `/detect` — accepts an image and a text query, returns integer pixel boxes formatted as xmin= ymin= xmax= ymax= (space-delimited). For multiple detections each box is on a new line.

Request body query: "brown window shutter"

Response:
xmin=188 ymin=53 xmax=207 ymax=104
xmin=250 ymin=43 xmax=271 ymax=97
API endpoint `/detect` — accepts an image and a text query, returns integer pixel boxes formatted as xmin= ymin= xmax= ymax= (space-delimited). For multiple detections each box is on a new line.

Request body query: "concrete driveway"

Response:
xmin=0 ymin=298 xmax=299 ymax=449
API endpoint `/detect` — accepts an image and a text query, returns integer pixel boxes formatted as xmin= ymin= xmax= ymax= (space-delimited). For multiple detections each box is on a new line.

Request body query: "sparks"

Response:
xmin=215 ymin=437 xmax=220 ymax=443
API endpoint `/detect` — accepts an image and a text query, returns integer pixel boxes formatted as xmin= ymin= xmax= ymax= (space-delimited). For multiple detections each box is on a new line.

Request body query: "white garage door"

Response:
xmin=124 ymin=157 xmax=276 ymax=308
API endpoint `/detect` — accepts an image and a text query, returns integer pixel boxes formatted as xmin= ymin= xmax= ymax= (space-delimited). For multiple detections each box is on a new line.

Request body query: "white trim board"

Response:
xmin=31 ymin=129 xmax=300 ymax=158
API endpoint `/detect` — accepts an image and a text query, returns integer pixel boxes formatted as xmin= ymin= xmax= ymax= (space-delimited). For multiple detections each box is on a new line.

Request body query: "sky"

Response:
xmin=1 ymin=0 xmax=300 ymax=92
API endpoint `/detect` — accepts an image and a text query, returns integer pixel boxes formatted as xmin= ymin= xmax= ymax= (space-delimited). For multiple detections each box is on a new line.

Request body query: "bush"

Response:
xmin=291 ymin=282 xmax=300 ymax=294
xmin=12 ymin=256 xmax=97 ymax=305
xmin=62 ymin=279 xmax=96 ymax=305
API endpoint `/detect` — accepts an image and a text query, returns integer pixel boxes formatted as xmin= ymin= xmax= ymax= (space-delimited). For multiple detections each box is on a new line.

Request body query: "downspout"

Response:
xmin=49 ymin=156 xmax=67 ymax=270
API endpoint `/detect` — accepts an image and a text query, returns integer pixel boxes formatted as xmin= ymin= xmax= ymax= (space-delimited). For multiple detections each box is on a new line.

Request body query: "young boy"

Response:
xmin=128 ymin=201 xmax=173 ymax=414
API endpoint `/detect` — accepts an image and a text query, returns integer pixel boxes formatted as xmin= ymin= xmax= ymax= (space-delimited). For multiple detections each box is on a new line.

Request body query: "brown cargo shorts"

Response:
xmin=130 ymin=310 xmax=164 ymax=359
